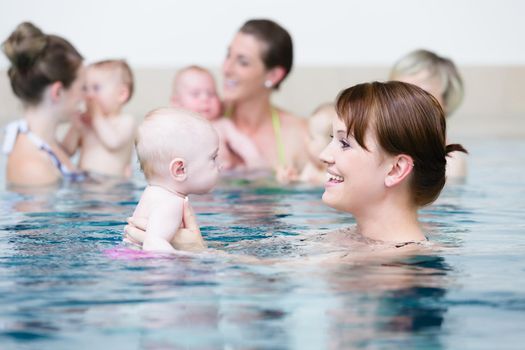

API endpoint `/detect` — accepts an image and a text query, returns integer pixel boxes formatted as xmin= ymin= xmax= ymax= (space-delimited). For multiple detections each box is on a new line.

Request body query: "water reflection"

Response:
xmin=322 ymin=254 xmax=452 ymax=350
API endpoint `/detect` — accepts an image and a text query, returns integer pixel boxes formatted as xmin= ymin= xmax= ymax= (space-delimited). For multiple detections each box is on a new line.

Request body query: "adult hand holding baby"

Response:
xmin=124 ymin=198 xmax=207 ymax=252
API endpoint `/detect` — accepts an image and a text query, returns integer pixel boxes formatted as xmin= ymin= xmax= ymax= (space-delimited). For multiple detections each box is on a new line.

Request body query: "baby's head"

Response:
xmin=307 ymin=103 xmax=337 ymax=169
xmin=85 ymin=59 xmax=134 ymax=115
xmin=171 ymin=66 xmax=221 ymax=120
xmin=390 ymin=49 xmax=463 ymax=116
xmin=136 ymin=107 xmax=220 ymax=195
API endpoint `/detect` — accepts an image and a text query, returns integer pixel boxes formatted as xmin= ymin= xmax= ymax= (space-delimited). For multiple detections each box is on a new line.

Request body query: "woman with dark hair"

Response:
xmin=2 ymin=22 xmax=86 ymax=186
xmin=222 ymin=19 xmax=308 ymax=177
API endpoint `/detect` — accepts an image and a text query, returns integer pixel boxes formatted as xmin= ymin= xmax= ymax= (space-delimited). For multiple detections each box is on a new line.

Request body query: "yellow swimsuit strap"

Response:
xmin=271 ymin=107 xmax=286 ymax=167
xmin=225 ymin=105 xmax=286 ymax=167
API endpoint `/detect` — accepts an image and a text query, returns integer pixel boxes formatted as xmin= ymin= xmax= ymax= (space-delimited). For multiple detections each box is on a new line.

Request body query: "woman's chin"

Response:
xmin=321 ymin=191 xmax=335 ymax=208
xmin=222 ymin=89 xmax=239 ymax=102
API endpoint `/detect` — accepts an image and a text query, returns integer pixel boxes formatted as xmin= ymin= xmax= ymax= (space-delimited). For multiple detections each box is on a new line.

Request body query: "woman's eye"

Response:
xmin=238 ymin=58 xmax=249 ymax=67
xmin=339 ymin=139 xmax=350 ymax=148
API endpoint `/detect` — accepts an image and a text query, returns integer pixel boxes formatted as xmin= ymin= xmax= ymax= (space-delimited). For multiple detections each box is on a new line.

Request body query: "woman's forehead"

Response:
xmin=231 ymin=32 xmax=265 ymax=57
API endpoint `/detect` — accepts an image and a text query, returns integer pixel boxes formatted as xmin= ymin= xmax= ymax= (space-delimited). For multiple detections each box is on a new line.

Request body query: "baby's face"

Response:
xmin=307 ymin=113 xmax=334 ymax=168
xmin=174 ymin=71 xmax=221 ymax=120
xmin=182 ymin=124 xmax=221 ymax=194
xmin=85 ymin=67 xmax=126 ymax=115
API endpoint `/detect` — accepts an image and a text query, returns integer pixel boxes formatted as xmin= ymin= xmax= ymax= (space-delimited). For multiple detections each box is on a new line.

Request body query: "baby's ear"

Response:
xmin=118 ymin=85 xmax=131 ymax=104
xmin=169 ymin=158 xmax=187 ymax=182
xmin=170 ymin=95 xmax=180 ymax=107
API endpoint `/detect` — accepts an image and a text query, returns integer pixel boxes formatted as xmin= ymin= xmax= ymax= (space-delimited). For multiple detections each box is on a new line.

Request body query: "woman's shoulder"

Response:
xmin=277 ymin=108 xmax=307 ymax=135
xmin=278 ymin=108 xmax=305 ymax=123
xmin=7 ymin=136 xmax=60 ymax=186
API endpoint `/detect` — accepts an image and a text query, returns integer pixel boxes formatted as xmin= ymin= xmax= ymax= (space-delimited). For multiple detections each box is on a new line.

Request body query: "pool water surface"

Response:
xmin=0 ymin=138 xmax=524 ymax=350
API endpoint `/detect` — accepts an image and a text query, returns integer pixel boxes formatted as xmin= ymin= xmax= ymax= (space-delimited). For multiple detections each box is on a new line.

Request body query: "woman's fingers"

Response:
xmin=182 ymin=199 xmax=200 ymax=233
xmin=127 ymin=216 xmax=147 ymax=231
xmin=124 ymin=223 xmax=147 ymax=243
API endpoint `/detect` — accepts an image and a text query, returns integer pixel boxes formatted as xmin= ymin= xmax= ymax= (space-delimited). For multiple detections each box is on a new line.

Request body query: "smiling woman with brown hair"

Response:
xmin=321 ymin=81 xmax=467 ymax=244
xmin=221 ymin=19 xmax=308 ymax=176
xmin=125 ymin=81 xmax=467 ymax=254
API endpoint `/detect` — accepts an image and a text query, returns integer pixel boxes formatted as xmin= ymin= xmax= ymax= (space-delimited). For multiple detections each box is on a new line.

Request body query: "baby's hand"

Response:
xmin=86 ymin=98 xmax=105 ymax=119
xmin=276 ymin=165 xmax=299 ymax=185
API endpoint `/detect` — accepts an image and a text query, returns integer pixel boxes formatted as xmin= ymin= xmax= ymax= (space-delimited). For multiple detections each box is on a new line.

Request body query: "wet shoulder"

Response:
xmin=7 ymin=138 xmax=60 ymax=186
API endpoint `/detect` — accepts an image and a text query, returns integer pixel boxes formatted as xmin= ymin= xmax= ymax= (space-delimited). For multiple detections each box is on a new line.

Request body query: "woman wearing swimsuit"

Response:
xmin=222 ymin=19 xmax=308 ymax=176
xmin=125 ymin=81 xmax=467 ymax=255
xmin=2 ymin=22 xmax=85 ymax=186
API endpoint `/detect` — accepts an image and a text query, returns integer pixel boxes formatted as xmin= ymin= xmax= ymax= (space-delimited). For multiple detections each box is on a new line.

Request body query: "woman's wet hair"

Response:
xmin=2 ymin=22 xmax=83 ymax=105
xmin=390 ymin=49 xmax=464 ymax=115
xmin=239 ymin=19 xmax=293 ymax=89
xmin=336 ymin=81 xmax=467 ymax=206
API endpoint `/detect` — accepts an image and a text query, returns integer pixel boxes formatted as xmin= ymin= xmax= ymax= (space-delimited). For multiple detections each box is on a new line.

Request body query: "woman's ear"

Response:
xmin=169 ymin=158 xmax=187 ymax=182
xmin=49 ymin=81 xmax=64 ymax=103
xmin=385 ymin=154 xmax=414 ymax=187
xmin=265 ymin=66 xmax=286 ymax=88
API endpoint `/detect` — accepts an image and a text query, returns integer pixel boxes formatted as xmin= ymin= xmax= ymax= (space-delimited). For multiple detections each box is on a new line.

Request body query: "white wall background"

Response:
xmin=1 ymin=0 xmax=524 ymax=68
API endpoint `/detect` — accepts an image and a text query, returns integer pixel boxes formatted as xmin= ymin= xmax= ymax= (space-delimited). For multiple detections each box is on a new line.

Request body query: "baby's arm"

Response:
xmin=61 ymin=126 xmax=81 ymax=156
xmin=142 ymin=199 xmax=184 ymax=253
xmin=61 ymin=113 xmax=89 ymax=156
xmin=92 ymin=114 xmax=136 ymax=151
xmin=218 ymin=119 xmax=265 ymax=168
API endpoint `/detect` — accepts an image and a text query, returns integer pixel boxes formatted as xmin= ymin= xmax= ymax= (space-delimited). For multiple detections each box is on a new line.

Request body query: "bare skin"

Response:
xmin=222 ymin=32 xmax=308 ymax=175
xmin=172 ymin=68 xmax=265 ymax=170
xmin=128 ymin=109 xmax=220 ymax=254
xmin=62 ymin=66 xmax=136 ymax=178
xmin=6 ymin=69 xmax=86 ymax=187
xmin=62 ymin=104 xmax=136 ymax=177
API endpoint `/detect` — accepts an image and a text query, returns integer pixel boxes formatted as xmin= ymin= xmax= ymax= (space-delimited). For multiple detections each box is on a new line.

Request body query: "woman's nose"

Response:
xmin=222 ymin=58 xmax=233 ymax=75
xmin=319 ymin=144 xmax=334 ymax=165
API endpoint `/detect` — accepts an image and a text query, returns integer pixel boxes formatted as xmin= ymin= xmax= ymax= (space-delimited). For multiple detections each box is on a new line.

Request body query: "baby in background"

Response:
xmin=299 ymin=103 xmax=336 ymax=185
xmin=131 ymin=107 xmax=220 ymax=253
xmin=171 ymin=65 xmax=264 ymax=170
xmin=62 ymin=59 xmax=136 ymax=178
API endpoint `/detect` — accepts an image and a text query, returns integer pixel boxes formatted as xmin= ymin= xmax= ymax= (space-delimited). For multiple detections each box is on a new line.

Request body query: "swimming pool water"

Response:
xmin=0 ymin=138 xmax=524 ymax=349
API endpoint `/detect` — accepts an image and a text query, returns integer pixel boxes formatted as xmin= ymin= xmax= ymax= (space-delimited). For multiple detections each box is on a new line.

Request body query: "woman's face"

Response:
xmin=222 ymin=32 xmax=268 ymax=102
xmin=395 ymin=69 xmax=445 ymax=111
xmin=61 ymin=65 xmax=87 ymax=121
xmin=320 ymin=117 xmax=389 ymax=215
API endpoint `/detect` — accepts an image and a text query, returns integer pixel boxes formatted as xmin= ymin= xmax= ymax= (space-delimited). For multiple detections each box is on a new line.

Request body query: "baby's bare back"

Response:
xmin=132 ymin=186 xmax=185 ymax=253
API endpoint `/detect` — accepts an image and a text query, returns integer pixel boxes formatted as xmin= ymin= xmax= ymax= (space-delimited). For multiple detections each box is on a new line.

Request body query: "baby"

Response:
xmin=131 ymin=107 xmax=220 ymax=253
xmin=171 ymin=65 xmax=264 ymax=170
xmin=299 ymin=103 xmax=337 ymax=185
xmin=62 ymin=59 xmax=136 ymax=178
